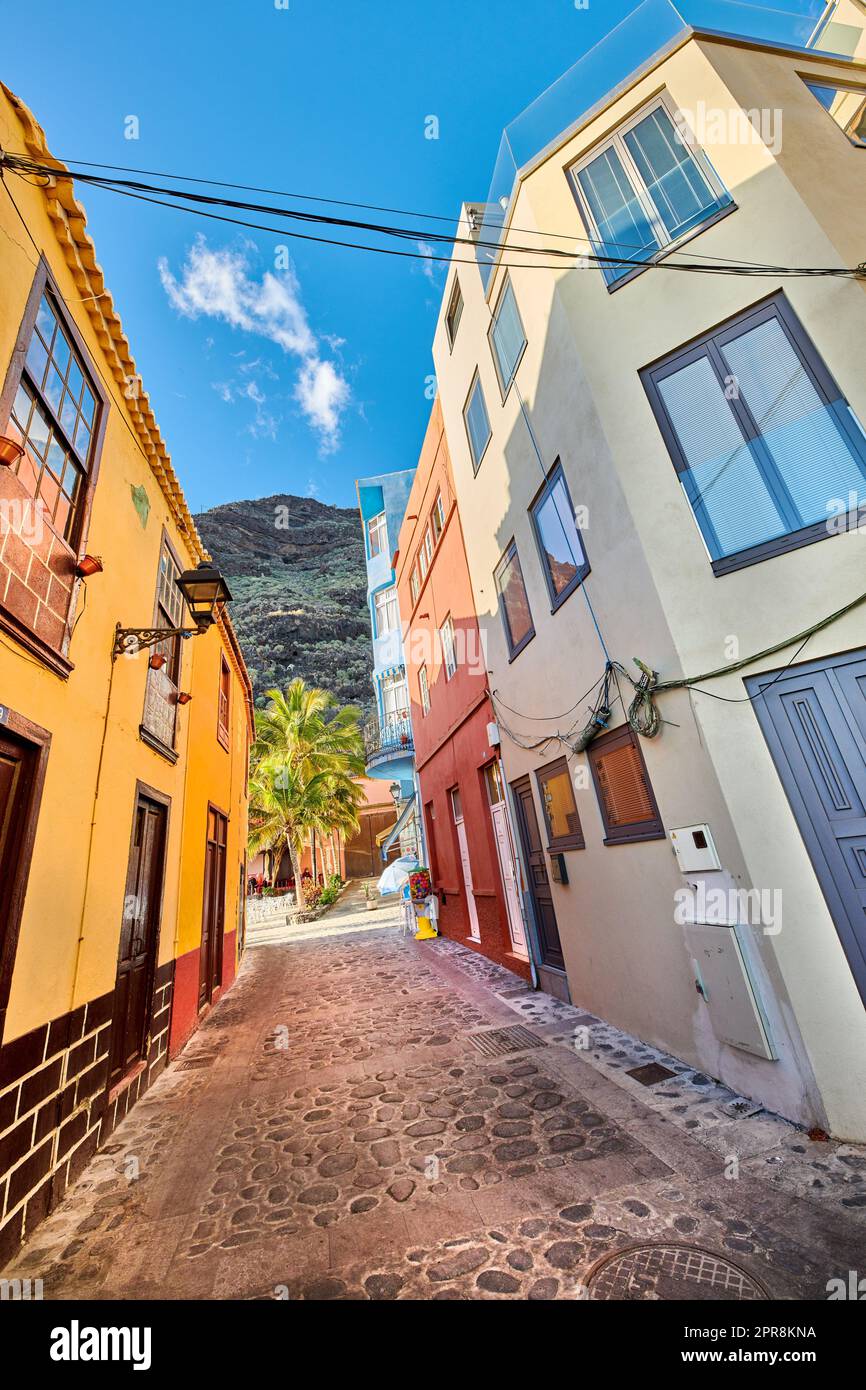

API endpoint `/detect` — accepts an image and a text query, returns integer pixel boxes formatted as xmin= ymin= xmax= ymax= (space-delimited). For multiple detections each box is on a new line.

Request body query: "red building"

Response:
xmin=395 ymin=401 xmax=530 ymax=979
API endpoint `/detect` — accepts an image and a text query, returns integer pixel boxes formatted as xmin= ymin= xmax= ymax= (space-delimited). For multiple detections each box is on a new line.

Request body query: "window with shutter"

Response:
xmin=218 ymin=654 xmax=231 ymax=749
xmin=589 ymin=726 xmax=664 ymax=844
xmin=535 ymin=756 xmax=585 ymax=851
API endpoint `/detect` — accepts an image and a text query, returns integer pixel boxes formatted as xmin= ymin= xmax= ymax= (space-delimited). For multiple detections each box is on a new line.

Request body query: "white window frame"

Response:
xmin=381 ymin=670 xmax=409 ymax=720
xmin=567 ymin=94 xmax=731 ymax=285
xmin=488 ymin=275 xmax=527 ymax=396
xmin=410 ymin=567 xmax=420 ymax=604
xmin=424 ymin=525 xmax=433 ymax=565
xmin=440 ymin=614 xmax=457 ymax=681
xmin=431 ymin=490 xmax=445 ymax=541
xmin=374 ymin=585 xmax=399 ymax=637
xmin=419 ymin=663 xmax=430 ymax=715
xmin=367 ymin=510 xmax=388 ymax=559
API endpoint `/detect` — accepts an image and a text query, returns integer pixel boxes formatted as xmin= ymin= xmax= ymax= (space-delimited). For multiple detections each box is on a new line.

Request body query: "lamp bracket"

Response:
xmin=113 ymin=623 xmax=200 ymax=660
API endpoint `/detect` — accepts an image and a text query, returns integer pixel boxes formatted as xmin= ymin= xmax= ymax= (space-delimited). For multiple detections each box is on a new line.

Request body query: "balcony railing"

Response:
xmin=474 ymin=0 xmax=839 ymax=287
xmin=364 ymin=714 xmax=414 ymax=762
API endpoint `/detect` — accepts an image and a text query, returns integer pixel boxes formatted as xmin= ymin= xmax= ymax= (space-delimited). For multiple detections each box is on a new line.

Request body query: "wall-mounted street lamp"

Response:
xmin=112 ymin=560 xmax=232 ymax=661
xmin=389 ymin=781 xmax=403 ymax=807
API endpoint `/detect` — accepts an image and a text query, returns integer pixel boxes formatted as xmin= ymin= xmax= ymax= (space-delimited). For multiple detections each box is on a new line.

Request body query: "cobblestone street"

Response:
xmin=4 ymin=916 xmax=865 ymax=1302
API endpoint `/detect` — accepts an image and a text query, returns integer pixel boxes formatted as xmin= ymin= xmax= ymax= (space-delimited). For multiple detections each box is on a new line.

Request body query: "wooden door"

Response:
xmin=0 ymin=713 xmax=50 ymax=1034
xmin=110 ymin=793 xmax=167 ymax=1087
xmin=748 ymin=650 xmax=866 ymax=1008
xmin=199 ymin=806 xmax=227 ymax=1008
xmin=511 ymin=775 xmax=565 ymax=970
xmin=484 ymin=761 xmax=528 ymax=956
xmin=0 ymin=732 xmax=32 ymax=943
xmin=450 ymin=788 xmax=480 ymax=940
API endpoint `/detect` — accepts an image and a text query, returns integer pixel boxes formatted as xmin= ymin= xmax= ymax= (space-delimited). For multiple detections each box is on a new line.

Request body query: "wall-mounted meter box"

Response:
xmin=670 ymin=824 xmax=721 ymax=873
xmin=685 ymin=922 xmax=776 ymax=1059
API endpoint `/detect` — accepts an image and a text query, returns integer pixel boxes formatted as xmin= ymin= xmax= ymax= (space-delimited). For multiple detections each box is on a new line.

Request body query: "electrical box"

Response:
xmin=684 ymin=921 xmax=776 ymax=1059
xmin=548 ymin=852 xmax=568 ymax=885
xmin=487 ymin=721 xmax=501 ymax=747
xmin=670 ymin=823 xmax=721 ymax=873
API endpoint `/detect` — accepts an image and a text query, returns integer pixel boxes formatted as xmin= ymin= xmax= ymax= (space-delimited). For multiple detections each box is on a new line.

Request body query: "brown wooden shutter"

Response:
xmin=590 ymin=727 xmax=664 ymax=843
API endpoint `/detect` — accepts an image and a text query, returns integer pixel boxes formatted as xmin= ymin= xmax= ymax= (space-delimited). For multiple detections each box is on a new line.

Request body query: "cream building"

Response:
xmin=431 ymin=1 xmax=866 ymax=1139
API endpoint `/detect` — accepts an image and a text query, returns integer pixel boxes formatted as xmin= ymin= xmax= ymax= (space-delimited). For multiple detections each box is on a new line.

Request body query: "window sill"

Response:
xmin=601 ymin=827 xmax=666 ymax=846
xmin=710 ymin=512 xmax=858 ymax=576
xmin=546 ymin=838 xmax=585 ymax=852
xmin=139 ymin=724 xmax=179 ymax=764
xmin=0 ymin=606 xmax=73 ymax=679
xmin=605 ymin=201 xmax=738 ymax=295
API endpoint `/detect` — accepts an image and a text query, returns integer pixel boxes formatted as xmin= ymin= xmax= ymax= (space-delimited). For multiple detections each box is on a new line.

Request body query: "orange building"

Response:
xmin=394 ymin=401 xmax=530 ymax=978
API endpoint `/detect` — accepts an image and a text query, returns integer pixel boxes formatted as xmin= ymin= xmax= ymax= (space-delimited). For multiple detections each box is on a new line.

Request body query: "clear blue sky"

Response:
xmin=3 ymin=0 xmax=824 ymax=512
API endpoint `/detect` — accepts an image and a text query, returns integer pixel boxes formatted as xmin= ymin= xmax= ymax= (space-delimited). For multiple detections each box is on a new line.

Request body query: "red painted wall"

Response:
xmin=395 ymin=401 xmax=530 ymax=981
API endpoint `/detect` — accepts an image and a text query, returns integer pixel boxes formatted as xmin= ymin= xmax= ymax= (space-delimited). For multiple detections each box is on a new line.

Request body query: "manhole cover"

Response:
xmin=467 ymin=1024 xmax=546 ymax=1057
xmin=626 ymin=1062 xmax=677 ymax=1086
xmin=586 ymin=1243 xmax=770 ymax=1301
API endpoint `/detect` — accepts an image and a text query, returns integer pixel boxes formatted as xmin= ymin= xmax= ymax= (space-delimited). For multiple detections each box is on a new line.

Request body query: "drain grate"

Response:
xmin=626 ymin=1062 xmax=677 ymax=1086
xmin=586 ymin=1242 xmax=770 ymax=1301
xmin=176 ymin=1055 xmax=217 ymax=1070
xmin=466 ymin=1024 xmax=546 ymax=1057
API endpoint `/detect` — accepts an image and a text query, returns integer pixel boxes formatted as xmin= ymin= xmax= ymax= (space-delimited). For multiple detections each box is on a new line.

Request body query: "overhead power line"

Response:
xmin=1 ymin=151 xmax=861 ymax=280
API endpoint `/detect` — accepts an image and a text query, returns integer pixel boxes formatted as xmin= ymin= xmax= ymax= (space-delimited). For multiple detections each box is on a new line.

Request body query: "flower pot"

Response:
xmin=366 ymin=898 xmax=376 ymax=911
xmin=0 ymin=436 xmax=25 ymax=468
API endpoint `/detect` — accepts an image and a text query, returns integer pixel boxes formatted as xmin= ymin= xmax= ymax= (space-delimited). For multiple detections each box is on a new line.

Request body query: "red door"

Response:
xmin=199 ymin=807 xmax=227 ymax=1008
xmin=110 ymin=794 xmax=167 ymax=1087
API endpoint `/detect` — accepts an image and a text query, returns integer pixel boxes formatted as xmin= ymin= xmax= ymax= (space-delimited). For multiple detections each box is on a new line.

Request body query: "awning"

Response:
xmin=380 ymin=797 xmax=416 ymax=861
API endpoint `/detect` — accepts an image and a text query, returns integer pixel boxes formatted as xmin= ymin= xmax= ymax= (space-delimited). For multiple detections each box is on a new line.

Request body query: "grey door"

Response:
xmin=748 ymin=650 xmax=866 ymax=1008
xmin=511 ymin=775 xmax=565 ymax=971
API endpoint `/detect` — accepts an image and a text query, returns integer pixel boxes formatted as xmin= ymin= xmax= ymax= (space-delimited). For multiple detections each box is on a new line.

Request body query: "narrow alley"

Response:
xmin=3 ymin=909 xmax=864 ymax=1302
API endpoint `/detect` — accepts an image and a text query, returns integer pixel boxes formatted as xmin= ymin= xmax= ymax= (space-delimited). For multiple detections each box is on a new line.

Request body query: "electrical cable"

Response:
xmin=0 ymin=149 xmax=795 ymax=267
xmin=2 ymin=152 xmax=861 ymax=279
xmin=5 ymin=147 xmax=853 ymax=274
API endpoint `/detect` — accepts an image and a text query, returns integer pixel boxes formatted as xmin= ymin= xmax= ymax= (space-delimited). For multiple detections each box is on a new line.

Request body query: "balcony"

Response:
xmin=473 ymin=0 xmax=841 ymax=288
xmin=364 ymin=714 xmax=415 ymax=775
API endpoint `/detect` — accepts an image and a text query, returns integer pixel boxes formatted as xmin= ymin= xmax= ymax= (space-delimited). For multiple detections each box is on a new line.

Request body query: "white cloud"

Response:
xmin=416 ymin=241 xmax=436 ymax=282
xmin=294 ymin=358 xmax=351 ymax=454
xmin=159 ymin=237 xmax=350 ymax=450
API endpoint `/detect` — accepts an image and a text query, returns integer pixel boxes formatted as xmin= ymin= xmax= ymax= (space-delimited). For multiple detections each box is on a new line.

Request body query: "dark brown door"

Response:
xmin=110 ymin=794 xmax=167 ymax=1087
xmin=0 ymin=732 xmax=33 ymax=941
xmin=511 ymin=776 xmax=565 ymax=970
xmin=0 ymin=714 xmax=50 ymax=1035
xmin=199 ymin=807 xmax=227 ymax=1008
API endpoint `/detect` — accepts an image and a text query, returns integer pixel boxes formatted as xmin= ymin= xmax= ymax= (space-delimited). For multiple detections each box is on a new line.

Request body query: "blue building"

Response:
xmin=355 ymin=469 xmax=422 ymax=859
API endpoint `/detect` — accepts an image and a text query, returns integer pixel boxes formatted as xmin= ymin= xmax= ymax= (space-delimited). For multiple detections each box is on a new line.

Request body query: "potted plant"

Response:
xmin=363 ymin=882 xmax=377 ymax=911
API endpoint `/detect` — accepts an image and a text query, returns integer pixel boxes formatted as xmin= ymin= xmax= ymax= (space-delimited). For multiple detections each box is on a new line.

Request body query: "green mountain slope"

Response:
xmin=193 ymin=493 xmax=372 ymax=712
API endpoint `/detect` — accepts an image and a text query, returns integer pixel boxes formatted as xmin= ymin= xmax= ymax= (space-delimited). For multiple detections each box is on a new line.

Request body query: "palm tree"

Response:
xmin=249 ymin=678 xmax=365 ymax=907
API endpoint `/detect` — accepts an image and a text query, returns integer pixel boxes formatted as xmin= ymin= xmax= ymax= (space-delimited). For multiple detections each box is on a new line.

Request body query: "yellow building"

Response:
xmin=0 ymin=82 xmax=253 ymax=1263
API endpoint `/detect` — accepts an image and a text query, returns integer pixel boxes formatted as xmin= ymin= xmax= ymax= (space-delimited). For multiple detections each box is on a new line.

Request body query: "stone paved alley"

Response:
xmin=3 ymin=904 xmax=865 ymax=1301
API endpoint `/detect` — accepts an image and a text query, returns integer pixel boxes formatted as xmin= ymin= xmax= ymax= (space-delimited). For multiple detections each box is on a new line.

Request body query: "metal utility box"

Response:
xmin=670 ymin=823 xmax=721 ymax=873
xmin=685 ymin=921 xmax=776 ymax=1060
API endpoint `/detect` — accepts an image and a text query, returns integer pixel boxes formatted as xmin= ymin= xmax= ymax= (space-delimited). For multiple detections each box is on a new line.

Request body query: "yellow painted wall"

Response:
xmin=0 ymin=86 xmax=251 ymax=1043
